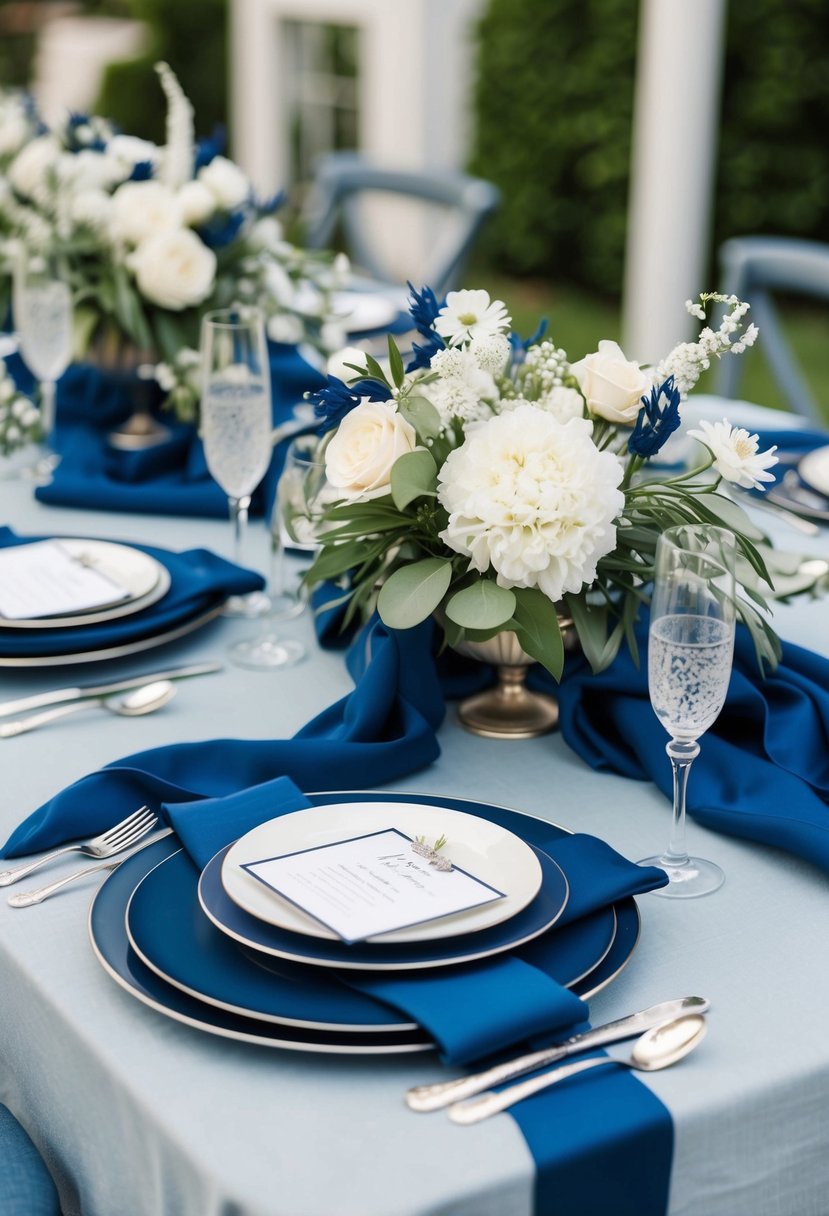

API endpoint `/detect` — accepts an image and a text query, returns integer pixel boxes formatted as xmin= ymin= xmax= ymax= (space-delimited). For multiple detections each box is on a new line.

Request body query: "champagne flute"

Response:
xmin=269 ymin=435 xmax=329 ymax=612
xmin=200 ymin=307 xmax=273 ymax=628
xmin=639 ymin=524 xmax=737 ymax=897
xmin=13 ymin=245 xmax=73 ymax=479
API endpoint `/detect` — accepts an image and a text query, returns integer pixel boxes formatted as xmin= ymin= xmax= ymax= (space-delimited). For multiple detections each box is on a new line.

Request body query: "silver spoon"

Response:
xmin=447 ymin=1013 xmax=707 ymax=1125
xmin=0 ymin=680 xmax=177 ymax=737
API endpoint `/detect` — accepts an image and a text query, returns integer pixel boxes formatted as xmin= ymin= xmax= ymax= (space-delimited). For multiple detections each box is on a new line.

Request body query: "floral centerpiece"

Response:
xmin=303 ymin=285 xmax=782 ymax=707
xmin=0 ymin=66 xmax=347 ymax=425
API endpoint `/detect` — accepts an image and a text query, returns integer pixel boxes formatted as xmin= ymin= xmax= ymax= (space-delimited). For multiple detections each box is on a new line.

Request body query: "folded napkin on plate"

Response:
xmin=0 ymin=528 xmax=263 ymax=659
xmin=30 ymin=344 xmax=325 ymax=519
xmin=166 ymin=774 xmax=671 ymax=1216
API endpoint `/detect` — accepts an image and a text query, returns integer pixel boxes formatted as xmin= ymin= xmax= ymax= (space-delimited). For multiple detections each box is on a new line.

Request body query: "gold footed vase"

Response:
xmin=88 ymin=332 xmax=171 ymax=451
xmin=450 ymin=618 xmax=577 ymax=740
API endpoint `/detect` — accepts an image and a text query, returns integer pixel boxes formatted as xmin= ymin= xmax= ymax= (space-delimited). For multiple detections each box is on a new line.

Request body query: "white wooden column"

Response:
xmin=622 ymin=0 xmax=727 ymax=363
xmin=230 ymin=0 xmax=482 ymax=194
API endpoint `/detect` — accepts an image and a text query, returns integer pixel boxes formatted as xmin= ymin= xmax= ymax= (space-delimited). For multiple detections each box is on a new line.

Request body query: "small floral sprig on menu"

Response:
xmin=411 ymin=834 xmax=453 ymax=871
xmin=303 ymin=285 xmax=784 ymax=677
xmin=0 ymin=361 xmax=41 ymax=456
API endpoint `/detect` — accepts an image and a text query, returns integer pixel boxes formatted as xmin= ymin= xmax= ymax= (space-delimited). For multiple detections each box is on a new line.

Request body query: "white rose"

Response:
xmin=266 ymin=313 xmax=304 ymax=345
xmin=110 ymin=181 xmax=183 ymax=245
xmin=108 ymin=135 xmax=158 ymax=168
xmin=70 ymin=189 xmax=112 ymax=230
xmin=57 ymin=149 xmax=123 ymax=192
xmin=325 ymin=400 xmax=417 ymax=500
xmin=570 ymin=339 xmax=651 ymax=426
xmin=178 ymin=180 xmax=216 ymax=225
xmin=197 ymin=156 xmax=250 ymax=210
xmin=8 ymin=136 xmax=60 ymax=200
xmin=326 ymin=345 xmax=368 ymax=382
xmin=131 ymin=229 xmax=216 ymax=310
xmin=0 ymin=104 xmax=30 ymax=157
xmin=249 ymin=216 xmax=283 ymax=250
xmin=263 ymin=260 xmax=295 ymax=307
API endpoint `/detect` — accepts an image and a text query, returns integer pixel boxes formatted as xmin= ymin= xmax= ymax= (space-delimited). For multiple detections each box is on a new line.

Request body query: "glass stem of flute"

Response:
xmin=664 ymin=738 xmax=700 ymax=865
xmin=229 ymin=494 xmax=251 ymax=566
xmin=40 ymin=381 xmax=56 ymax=439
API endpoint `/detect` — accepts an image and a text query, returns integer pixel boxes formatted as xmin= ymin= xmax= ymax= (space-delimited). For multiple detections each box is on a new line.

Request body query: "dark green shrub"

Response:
xmin=471 ymin=0 xmax=829 ymax=295
xmin=469 ymin=0 xmax=638 ymax=295
xmin=94 ymin=0 xmax=227 ymax=143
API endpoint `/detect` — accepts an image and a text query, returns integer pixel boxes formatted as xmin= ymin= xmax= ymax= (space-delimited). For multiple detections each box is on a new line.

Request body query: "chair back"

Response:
xmin=715 ymin=236 xmax=829 ymax=421
xmin=303 ymin=152 xmax=500 ymax=297
xmin=0 ymin=1104 xmax=61 ymax=1215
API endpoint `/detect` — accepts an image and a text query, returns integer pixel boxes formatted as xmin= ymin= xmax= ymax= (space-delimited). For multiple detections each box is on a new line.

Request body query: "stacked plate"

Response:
xmin=768 ymin=445 xmax=829 ymax=523
xmin=89 ymin=792 xmax=641 ymax=1055
xmin=0 ymin=537 xmax=224 ymax=666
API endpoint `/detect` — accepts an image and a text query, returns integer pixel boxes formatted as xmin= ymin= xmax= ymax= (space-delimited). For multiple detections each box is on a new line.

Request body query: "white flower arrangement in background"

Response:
xmin=0 ymin=359 xmax=40 ymax=455
xmin=0 ymin=66 xmax=348 ymax=423
xmin=303 ymin=285 xmax=782 ymax=678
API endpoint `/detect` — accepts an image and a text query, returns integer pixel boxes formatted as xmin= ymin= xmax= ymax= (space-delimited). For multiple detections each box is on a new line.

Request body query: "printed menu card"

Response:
xmin=241 ymin=828 xmax=505 ymax=943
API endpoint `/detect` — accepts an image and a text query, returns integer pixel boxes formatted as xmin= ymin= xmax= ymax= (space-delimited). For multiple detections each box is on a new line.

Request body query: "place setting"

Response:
xmin=52 ymin=781 xmax=670 ymax=1066
xmin=0 ymin=528 xmax=265 ymax=667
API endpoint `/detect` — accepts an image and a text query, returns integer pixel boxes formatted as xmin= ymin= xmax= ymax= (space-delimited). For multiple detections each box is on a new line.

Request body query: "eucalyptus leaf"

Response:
xmin=398 ymin=395 xmax=442 ymax=441
xmin=510 ymin=587 xmax=565 ymax=680
xmin=390 ymin=449 xmax=438 ymax=510
xmin=377 ymin=558 xmax=452 ymax=629
xmin=445 ymin=581 xmax=516 ymax=630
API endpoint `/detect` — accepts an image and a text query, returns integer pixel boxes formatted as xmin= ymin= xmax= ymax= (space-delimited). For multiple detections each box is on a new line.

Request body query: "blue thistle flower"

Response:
xmin=198 ymin=209 xmax=246 ymax=249
xmin=404 ymin=283 xmax=446 ymax=372
xmin=628 ymin=376 xmax=682 ymax=458
xmin=308 ymin=375 xmax=393 ymax=434
xmin=194 ymin=126 xmax=227 ymax=171
xmin=129 ymin=160 xmax=155 ymax=182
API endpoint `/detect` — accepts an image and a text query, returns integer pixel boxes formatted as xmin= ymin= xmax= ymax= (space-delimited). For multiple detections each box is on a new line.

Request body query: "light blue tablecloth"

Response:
xmin=0 ymin=397 xmax=828 ymax=1216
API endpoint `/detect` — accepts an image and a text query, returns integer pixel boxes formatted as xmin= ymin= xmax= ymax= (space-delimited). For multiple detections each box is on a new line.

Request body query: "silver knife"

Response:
xmin=0 ymin=661 xmax=223 ymax=718
xmin=404 ymin=995 xmax=710 ymax=1112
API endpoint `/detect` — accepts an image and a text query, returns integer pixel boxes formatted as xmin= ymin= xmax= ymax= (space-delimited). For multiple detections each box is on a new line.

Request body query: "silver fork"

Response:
xmin=8 ymin=826 xmax=171 ymax=907
xmin=0 ymin=806 xmax=157 ymax=887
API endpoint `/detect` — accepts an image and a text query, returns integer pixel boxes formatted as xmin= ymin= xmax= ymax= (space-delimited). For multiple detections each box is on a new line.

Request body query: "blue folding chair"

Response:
xmin=0 ymin=1105 xmax=61 ymax=1216
xmin=302 ymin=151 xmax=500 ymax=298
xmin=715 ymin=236 xmax=829 ymax=422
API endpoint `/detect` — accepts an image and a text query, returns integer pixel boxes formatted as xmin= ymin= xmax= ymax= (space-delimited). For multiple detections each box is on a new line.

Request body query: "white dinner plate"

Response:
xmin=797 ymin=445 xmax=829 ymax=497
xmin=223 ymin=801 xmax=543 ymax=944
xmin=330 ymin=291 xmax=399 ymax=334
xmin=0 ymin=539 xmax=169 ymax=628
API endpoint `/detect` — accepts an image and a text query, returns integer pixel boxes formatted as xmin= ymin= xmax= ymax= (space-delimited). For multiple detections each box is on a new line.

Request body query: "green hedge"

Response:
xmin=471 ymin=0 xmax=829 ymax=295
xmin=94 ymin=0 xmax=227 ymax=144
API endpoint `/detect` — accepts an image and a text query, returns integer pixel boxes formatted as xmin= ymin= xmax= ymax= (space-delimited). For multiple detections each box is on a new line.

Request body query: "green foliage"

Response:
xmin=471 ymin=0 xmax=829 ymax=295
xmin=94 ymin=0 xmax=227 ymax=143
xmin=470 ymin=0 xmax=638 ymax=293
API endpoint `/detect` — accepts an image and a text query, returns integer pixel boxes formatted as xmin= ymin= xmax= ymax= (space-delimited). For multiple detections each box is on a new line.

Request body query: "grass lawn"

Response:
xmin=472 ymin=271 xmax=829 ymax=426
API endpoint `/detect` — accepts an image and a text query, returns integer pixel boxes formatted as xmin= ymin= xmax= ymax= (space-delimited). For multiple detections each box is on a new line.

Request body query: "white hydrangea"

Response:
xmin=437 ymin=403 xmax=625 ymax=602
xmin=536 ymin=385 xmax=585 ymax=423
xmin=424 ymin=346 xmax=498 ymax=426
xmin=468 ymin=331 xmax=511 ymax=376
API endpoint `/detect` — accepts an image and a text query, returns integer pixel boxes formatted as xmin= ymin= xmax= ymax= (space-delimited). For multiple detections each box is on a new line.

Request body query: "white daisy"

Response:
xmin=687 ymin=418 xmax=778 ymax=491
xmin=434 ymin=289 xmax=511 ymax=346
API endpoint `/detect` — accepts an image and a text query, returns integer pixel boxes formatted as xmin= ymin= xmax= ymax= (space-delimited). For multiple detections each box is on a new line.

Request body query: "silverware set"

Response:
xmin=1 ymin=806 xmax=166 ymax=906
xmin=406 ymin=995 xmax=710 ymax=1124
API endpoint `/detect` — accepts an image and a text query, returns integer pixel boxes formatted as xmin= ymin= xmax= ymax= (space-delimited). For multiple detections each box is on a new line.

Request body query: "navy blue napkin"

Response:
xmin=0 ymin=529 xmax=264 ymax=660
xmin=30 ymin=344 xmax=325 ymax=519
xmin=1 ymin=619 xmax=441 ymax=856
xmin=556 ymin=619 xmax=829 ymax=873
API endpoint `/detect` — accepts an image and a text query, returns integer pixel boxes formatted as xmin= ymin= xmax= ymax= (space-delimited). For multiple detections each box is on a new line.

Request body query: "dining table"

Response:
xmin=0 ymin=396 xmax=828 ymax=1216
